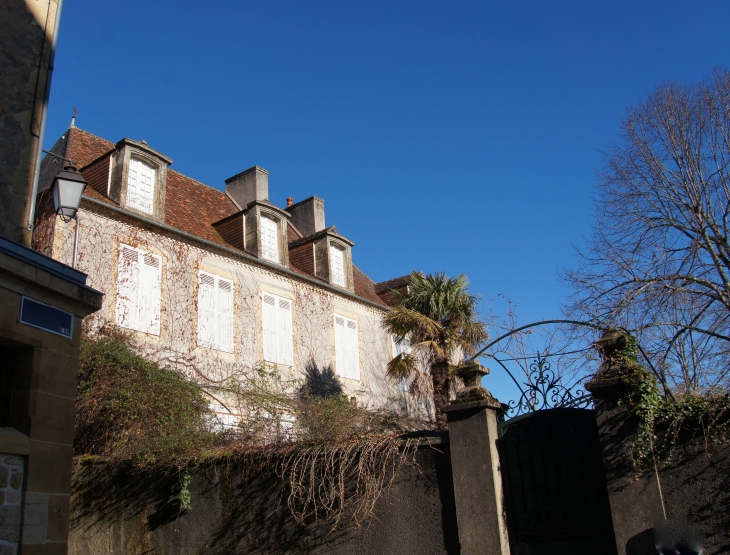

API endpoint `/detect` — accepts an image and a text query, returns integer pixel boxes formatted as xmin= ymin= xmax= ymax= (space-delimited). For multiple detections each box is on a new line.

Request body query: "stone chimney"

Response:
xmin=286 ymin=196 xmax=325 ymax=237
xmin=225 ymin=166 xmax=269 ymax=209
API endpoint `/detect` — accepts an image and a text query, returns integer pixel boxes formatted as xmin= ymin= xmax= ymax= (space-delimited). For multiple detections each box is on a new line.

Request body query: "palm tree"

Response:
xmin=384 ymin=271 xmax=487 ymax=430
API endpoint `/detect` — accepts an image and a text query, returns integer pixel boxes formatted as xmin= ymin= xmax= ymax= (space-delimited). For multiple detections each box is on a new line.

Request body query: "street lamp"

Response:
xmin=51 ymin=165 xmax=87 ymax=222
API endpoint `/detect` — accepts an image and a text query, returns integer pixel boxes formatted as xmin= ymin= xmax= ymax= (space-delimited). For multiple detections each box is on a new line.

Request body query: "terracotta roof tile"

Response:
xmin=354 ymin=266 xmax=388 ymax=306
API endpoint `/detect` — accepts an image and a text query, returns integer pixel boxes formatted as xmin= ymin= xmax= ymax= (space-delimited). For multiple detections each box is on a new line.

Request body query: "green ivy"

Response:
xmin=179 ymin=470 xmax=192 ymax=511
xmin=619 ymin=368 xmax=730 ymax=468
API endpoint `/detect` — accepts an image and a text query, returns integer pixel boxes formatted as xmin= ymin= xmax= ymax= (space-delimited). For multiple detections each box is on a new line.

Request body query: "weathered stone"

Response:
xmin=0 ymin=492 xmax=5 ymax=505
xmin=0 ymin=504 xmax=22 ymax=543
xmin=0 ymin=542 xmax=16 ymax=555
xmin=4 ymin=494 xmax=17 ymax=505
xmin=8 ymin=472 xmax=20 ymax=491
xmin=3 ymin=458 xmax=21 ymax=468
xmin=0 ymin=468 xmax=9 ymax=488
xmin=22 ymin=492 xmax=48 ymax=543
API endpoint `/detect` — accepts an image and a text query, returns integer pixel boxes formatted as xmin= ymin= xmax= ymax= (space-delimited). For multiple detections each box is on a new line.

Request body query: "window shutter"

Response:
xmin=262 ymin=293 xmax=277 ymax=363
xmin=346 ymin=319 xmax=359 ymax=380
xmin=197 ymin=272 xmax=216 ymax=348
xmin=334 ymin=316 xmax=348 ymax=378
xmin=127 ymin=158 xmax=155 ymax=214
xmin=115 ymin=246 xmax=139 ymax=328
xmin=260 ymin=216 xmax=279 ymax=262
xmin=277 ymin=298 xmax=293 ymax=366
xmin=329 ymin=245 xmax=346 ymax=286
xmin=139 ymin=253 xmax=161 ymax=335
xmin=217 ymin=278 xmax=234 ymax=352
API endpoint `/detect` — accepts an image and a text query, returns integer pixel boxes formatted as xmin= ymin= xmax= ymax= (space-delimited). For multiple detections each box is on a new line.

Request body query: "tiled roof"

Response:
xmin=375 ymin=274 xmax=412 ymax=307
xmin=60 ymin=127 xmax=389 ymax=308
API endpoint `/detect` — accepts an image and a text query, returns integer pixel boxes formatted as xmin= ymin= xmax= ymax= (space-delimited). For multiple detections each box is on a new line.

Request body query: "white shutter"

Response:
xmin=260 ymin=216 xmax=279 ymax=262
xmin=262 ymin=293 xmax=277 ymax=363
xmin=217 ymin=278 xmax=234 ymax=352
xmin=277 ymin=298 xmax=293 ymax=366
xmin=334 ymin=316 xmax=346 ymax=377
xmin=127 ymin=158 xmax=155 ymax=214
xmin=262 ymin=292 xmax=293 ymax=365
xmin=197 ymin=272 xmax=216 ymax=348
xmin=329 ymin=245 xmax=346 ymax=286
xmin=346 ymin=319 xmax=359 ymax=380
xmin=139 ymin=253 xmax=161 ymax=335
xmin=115 ymin=246 xmax=139 ymax=328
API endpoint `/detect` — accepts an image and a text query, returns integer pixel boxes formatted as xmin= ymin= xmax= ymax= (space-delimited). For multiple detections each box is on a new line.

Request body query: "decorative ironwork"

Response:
xmin=506 ymin=353 xmax=592 ymax=417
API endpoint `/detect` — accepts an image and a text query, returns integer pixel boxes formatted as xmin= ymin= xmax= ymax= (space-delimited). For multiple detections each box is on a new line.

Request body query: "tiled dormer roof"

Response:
xmin=55 ymin=127 xmax=389 ymax=307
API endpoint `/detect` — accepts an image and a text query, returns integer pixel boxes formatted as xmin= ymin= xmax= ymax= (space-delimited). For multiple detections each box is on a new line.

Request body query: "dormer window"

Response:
xmin=108 ymin=138 xmax=172 ymax=224
xmin=127 ymin=158 xmax=156 ymax=214
xmin=260 ymin=215 xmax=279 ymax=262
xmin=329 ymin=244 xmax=346 ymax=287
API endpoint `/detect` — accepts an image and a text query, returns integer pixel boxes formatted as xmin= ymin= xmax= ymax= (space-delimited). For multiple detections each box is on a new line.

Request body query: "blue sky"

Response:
xmin=44 ymin=0 xmax=730 ymax=401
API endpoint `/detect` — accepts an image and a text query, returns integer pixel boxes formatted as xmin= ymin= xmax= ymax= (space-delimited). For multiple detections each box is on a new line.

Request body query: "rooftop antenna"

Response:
xmin=71 ymin=106 xmax=79 ymax=128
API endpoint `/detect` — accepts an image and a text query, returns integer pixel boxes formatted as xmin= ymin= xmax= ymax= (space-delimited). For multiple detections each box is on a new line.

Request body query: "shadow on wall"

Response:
xmin=659 ymin=439 xmax=730 ymax=555
xmin=70 ymin=446 xmax=460 ymax=555
xmin=299 ymin=359 xmax=343 ymax=399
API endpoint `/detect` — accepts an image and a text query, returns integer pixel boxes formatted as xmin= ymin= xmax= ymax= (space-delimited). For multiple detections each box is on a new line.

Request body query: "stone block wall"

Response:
xmin=0 ymin=455 xmax=23 ymax=554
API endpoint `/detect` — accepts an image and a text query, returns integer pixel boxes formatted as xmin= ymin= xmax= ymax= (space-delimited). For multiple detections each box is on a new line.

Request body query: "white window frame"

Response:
xmin=334 ymin=314 xmax=360 ymax=380
xmin=391 ymin=335 xmax=412 ymax=391
xmin=197 ymin=271 xmax=234 ymax=353
xmin=261 ymin=291 xmax=294 ymax=366
xmin=329 ymin=244 xmax=346 ymax=287
xmin=115 ymin=244 xmax=162 ymax=335
xmin=260 ymin=215 xmax=279 ymax=263
xmin=127 ymin=158 xmax=155 ymax=214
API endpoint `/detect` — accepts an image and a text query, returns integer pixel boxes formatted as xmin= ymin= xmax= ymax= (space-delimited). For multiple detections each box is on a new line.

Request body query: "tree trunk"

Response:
xmin=431 ymin=359 xmax=450 ymax=431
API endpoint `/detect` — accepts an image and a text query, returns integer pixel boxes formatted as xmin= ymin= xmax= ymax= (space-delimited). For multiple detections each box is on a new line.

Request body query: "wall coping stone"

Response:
xmin=0 ymin=428 xmax=29 ymax=455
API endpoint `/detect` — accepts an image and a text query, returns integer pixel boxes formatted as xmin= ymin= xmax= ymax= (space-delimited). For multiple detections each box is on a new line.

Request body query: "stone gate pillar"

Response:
xmin=443 ymin=362 xmax=510 ymax=555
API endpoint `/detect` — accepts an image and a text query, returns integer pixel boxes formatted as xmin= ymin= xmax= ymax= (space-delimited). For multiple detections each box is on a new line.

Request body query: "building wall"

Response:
xmin=0 ymin=240 xmax=102 ymax=555
xmin=50 ymin=205 xmax=426 ymax=418
xmin=0 ymin=0 xmax=60 ymax=246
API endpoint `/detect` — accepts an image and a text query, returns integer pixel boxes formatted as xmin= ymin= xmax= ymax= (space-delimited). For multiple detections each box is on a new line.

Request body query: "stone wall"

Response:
xmin=69 ymin=442 xmax=459 ymax=555
xmin=0 ymin=0 xmax=60 ymax=245
xmin=0 ymin=455 xmax=23 ymax=554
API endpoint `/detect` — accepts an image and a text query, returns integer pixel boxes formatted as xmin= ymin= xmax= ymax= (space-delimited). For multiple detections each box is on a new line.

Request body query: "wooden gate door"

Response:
xmin=498 ymin=408 xmax=617 ymax=555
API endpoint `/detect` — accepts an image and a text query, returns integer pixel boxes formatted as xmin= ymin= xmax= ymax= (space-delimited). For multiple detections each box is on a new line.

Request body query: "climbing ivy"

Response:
xmin=619 ymin=368 xmax=730 ymax=468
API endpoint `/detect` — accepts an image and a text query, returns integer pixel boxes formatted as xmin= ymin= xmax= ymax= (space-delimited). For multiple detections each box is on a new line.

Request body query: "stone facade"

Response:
xmin=0 ymin=455 xmax=23 ymax=554
xmin=0 ymin=0 xmax=61 ymax=246
xmin=35 ymin=127 xmax=431 ymax=422
xmin=0 ymin=239 xmax=102 ymax=555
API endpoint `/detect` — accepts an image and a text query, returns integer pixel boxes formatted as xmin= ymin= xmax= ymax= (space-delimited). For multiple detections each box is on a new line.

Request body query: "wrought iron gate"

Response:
xmin=496 ymin=355 xmax=616 ymax=555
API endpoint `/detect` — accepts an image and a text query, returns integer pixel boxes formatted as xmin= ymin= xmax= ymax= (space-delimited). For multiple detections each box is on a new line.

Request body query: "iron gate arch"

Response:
xmin=490 ymin=354 xmax=617 ymax=555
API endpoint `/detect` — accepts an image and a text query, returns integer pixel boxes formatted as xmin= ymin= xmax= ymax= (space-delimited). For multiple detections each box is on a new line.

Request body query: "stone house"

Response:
xmin=33 ymin=125 xmax=427 ymax=424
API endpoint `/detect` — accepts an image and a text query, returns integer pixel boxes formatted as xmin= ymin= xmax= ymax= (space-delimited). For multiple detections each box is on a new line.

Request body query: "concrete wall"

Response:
xmin=69 ymin=442 xmax=459 ymax=555
xmin=589 ymin=378 xmax=730 ymax=555
xmin=658 ymin=438 xmax=730 ymax=554
xmin=0 ymin=0 xmax=60 ymax=245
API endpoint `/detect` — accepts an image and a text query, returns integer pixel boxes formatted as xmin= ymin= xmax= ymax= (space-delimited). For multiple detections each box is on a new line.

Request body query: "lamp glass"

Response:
xmin=52 ymin=168 xmax=87 ymax=221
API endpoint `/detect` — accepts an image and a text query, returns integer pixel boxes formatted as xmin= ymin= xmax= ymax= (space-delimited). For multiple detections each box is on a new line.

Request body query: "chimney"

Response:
xmin=286 ymin=196 xmax=325 ymax=236
xmin=286 ymin=197 xmax=293 ymax=207
xmin=225 ymin=166 xmax=269 ymax=209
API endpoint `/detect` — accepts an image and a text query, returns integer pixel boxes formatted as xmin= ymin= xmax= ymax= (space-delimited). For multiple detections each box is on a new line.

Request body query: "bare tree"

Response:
xmin=565 ymin=68 xmax=730 ymax=394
